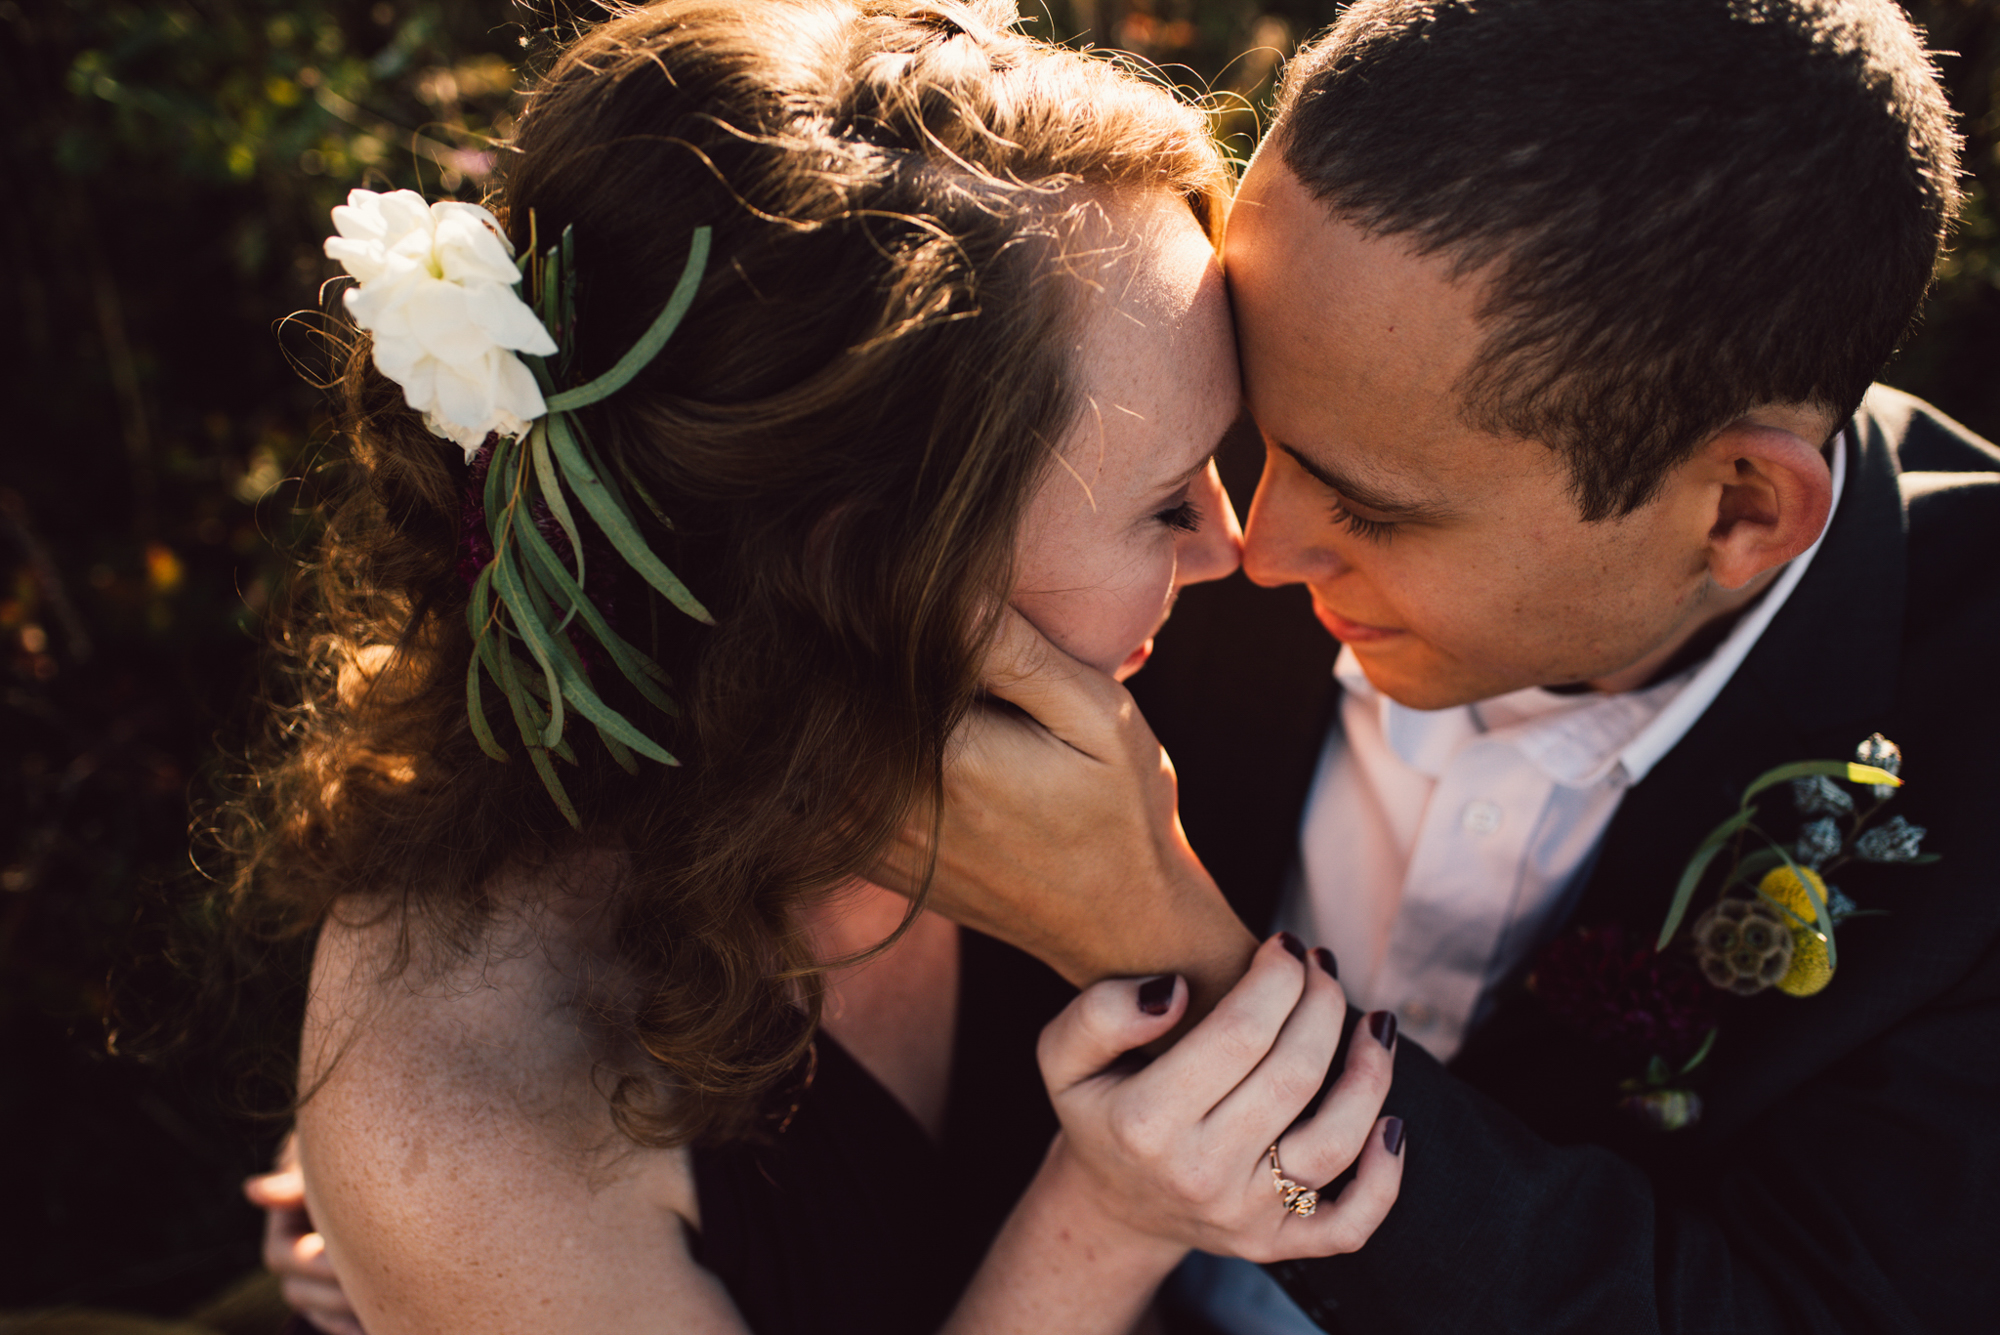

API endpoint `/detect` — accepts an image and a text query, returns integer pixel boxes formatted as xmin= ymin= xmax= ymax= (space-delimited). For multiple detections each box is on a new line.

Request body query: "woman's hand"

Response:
xmin=1040 ymin=932 xmax=1404 ymax=1263
xmin=875 ymin=606 xmax=1259 ymax=1015
xmin=243 ymin=1132 xmax=366 ymax=1335
xmin=946 ymin=932 xmax=1402 ymax=1335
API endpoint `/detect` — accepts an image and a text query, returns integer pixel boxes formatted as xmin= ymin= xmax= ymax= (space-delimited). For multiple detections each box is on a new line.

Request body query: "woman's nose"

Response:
xmin=1174 ymin=460 xmax=1243 ymax=589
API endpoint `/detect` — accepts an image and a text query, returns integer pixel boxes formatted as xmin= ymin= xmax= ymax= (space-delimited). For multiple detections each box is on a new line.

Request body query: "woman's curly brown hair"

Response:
xmin=211 ymin=0 xmax=1228 ymax=1146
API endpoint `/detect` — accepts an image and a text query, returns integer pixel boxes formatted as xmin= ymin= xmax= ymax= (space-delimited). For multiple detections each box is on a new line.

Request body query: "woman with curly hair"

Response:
xmin=227 ymin=3 xmax=1404 ymax=1332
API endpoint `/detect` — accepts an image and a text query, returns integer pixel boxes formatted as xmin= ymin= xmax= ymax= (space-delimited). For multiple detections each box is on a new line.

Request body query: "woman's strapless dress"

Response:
xmin=688 ymin=929 xmax=1073 ymax=1335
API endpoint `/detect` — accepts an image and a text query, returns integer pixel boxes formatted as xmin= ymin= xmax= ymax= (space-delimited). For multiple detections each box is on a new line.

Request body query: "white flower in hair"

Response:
xmin=325 ymin=189 xmax=558 ymax=459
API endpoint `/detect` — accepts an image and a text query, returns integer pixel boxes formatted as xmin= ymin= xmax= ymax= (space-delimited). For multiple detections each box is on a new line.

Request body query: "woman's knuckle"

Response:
xmin=1153 ymin=1157 xmax=1200 ymax=1204
xmin=1324 ymin=1126 xmax=1363 ymax=1174
xmin=1113 ymin=1105 xmax=1167 ymax=1159
xmin=1213 ymin=1012 xmax=1267 ymax=1063
xmin=1270 ymin=1064 xmax=1319 ymax=1110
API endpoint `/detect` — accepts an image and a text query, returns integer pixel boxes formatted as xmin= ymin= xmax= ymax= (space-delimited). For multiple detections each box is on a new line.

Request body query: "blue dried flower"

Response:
xmin=1791 ymin=775 xmax=1855 ymax=817
xmin=1854 ymin=734 xmax=1903 ymax=799
xmin=1854 ymin=815 xmax=1926 ymax=863
xmin=1827 ymin=886 xmax=1860 ymax=923
xmin=1795 ymin=816 xmax=1844 ymax=868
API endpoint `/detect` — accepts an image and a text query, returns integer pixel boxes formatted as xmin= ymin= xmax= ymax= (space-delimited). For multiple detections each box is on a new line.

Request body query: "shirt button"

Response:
xmin=1461 ymin=800 xmax=1503 ymax=834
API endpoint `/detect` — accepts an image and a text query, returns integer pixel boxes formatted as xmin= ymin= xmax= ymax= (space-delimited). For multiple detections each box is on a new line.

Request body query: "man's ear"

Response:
xmin=1700 ymin=424 xmax=1834 ymax=591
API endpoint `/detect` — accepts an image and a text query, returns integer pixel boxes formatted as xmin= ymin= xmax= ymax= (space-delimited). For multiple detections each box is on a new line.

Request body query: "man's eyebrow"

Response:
xmin=1275 ymin=440 xmax=1450 ymax=521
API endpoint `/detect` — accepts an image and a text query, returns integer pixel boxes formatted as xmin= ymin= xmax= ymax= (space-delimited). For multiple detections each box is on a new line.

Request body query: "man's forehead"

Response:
xmin=1228 ymin=159 xmax=1551 ymax=503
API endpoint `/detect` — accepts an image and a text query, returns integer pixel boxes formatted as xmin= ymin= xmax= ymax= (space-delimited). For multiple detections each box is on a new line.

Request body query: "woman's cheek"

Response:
xmin=1012 ymin=542 xmax=1176 ymax=676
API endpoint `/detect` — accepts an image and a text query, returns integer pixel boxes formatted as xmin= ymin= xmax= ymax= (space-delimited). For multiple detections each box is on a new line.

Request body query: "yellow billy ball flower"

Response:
xmin=1759 ymin=867 xmax=1835 ymax=997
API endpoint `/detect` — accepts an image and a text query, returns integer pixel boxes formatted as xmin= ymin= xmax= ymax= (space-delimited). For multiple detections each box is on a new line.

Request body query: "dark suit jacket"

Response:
xmin=1127 ymin=386 xmax=2000 ymax=1334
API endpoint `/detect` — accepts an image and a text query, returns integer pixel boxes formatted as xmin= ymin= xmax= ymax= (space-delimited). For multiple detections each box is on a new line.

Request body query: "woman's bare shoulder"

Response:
xmin=295 ymin=866 xmax=738 ymax=1334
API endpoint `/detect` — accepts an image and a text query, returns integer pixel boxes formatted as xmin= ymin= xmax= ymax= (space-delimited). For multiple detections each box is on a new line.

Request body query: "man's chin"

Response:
xmin=1347 ymin=642 xmax=1513 ymax=712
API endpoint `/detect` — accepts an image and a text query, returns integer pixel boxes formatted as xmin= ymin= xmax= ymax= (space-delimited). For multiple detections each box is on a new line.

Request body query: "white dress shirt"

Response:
xmin=1276 ymin=432 xmax=1847 ymax=1060
xmin=1176 ymin=434 xmax=1848 ymax=1335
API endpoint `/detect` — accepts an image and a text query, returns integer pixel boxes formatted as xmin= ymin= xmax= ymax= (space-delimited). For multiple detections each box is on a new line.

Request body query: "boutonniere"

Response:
xmin=1531 ymin=734 xmax=1935 ymax=1133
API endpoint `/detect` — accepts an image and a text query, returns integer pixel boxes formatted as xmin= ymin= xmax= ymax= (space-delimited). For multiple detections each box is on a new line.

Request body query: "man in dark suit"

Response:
xmin=925 ymin=1 xmax=2000 ymax=1330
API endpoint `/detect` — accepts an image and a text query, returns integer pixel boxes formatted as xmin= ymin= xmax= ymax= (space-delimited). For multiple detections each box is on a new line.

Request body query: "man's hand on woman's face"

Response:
xmin=243 ymin=1133 xmax=365 ymax=1335
xmin=877 ymin=606 xmax=1260 ymax=1014
xmin=1037 ymin=932 xmax=1406 ymax=1262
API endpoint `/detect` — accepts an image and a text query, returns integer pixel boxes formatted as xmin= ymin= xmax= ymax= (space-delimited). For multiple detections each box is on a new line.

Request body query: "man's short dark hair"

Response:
xmin=1272 ymin=0 xmax=1961 ymax=519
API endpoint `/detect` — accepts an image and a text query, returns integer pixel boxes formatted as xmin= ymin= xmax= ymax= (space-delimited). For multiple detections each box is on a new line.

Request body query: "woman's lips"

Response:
xmin=1312 ymin=599 xmax=1404 ymax=644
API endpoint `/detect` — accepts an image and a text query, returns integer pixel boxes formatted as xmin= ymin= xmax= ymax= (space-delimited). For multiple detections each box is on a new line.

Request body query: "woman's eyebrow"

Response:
xmin=1275 ymin=440 xmax=1450 ymax=521
xmin=1147 ymin=449 xmax=1214 ymax=500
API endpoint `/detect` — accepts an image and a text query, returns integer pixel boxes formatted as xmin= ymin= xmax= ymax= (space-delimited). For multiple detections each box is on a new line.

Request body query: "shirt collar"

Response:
xmin=1335 ymin=430 xmax=1850 ymax=789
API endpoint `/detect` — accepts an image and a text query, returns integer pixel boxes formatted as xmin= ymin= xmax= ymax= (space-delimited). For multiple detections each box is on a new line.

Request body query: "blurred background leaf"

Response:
xmin=1 ymin=0 xmax=1992 ymax=1316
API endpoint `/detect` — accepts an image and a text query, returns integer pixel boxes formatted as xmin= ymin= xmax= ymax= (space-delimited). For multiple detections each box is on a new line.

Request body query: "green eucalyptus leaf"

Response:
xmin=526 ymin=420 xmax=585 ymax=594
xmin=511 ymin=504 xmax=679 ymax=718
xmin=491 ymin=548 xmax=567 ymax=748
xmin=544 ymin=410 xmax=713 ymax=623
xmin=1678 ymin=1027 xmax=1719 ymax=1077
xmin=560 ymin=224 xmax=577 ymax=377
xmin=615 ymin=458 xmax=676 ymax=531
xmin=496 ymin=551 xmax=678 ymax=766
xmin=525 ymin=742 xmax=581 ymax=828
xmin=467 ymin=566 xmax=513 ymax=716
xmin=465 ymin=651 xmax=508 ymax=763
xmin=494 ymin=631 xmax=577 ymax=767
xmin=544 ymin=226 xmax=710 ymax=413
xmin=540 ymin=245 xmax=559 ymax=332
xmin=596 ymin=727 xmax=640 ymax=776
xmin=1740 ymin=759 xmax=1865 ymax=808
xmin=524 ymin=350 xmax=555 ymax=397
xmin=483 ymin=431 xmax=522 ymax=552
xmin=1657 ymin=807 xmax=1758 ymax=949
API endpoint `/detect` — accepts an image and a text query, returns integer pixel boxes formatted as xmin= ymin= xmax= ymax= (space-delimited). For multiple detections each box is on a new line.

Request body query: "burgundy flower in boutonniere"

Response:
xmin=1529 ymin=925 xmax=1717 ymax=1069
xmin=1528 ymin=925 xmax=1719 ymax=1133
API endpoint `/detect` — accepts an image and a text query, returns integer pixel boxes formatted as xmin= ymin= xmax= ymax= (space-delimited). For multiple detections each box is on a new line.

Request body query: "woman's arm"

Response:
xmin=296 ymin=900 xmax=748 ymax=1335
xmin=298 ymin=905 xmax=1398 ymax=1335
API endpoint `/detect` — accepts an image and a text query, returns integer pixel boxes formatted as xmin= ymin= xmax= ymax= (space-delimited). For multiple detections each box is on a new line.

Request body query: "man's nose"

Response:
xmin=1174 ymin=459 xmax=1243 ymax=589
xmin=1242 ymin=443 xmax=1335 ymax=589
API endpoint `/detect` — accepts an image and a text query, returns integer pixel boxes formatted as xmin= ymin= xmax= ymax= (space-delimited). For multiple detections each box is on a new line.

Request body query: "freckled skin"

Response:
xmin=1225 ymin=156 xmax=1835 ymax=709
xmin=1013 ymin=191 xmax=1245 ymax=679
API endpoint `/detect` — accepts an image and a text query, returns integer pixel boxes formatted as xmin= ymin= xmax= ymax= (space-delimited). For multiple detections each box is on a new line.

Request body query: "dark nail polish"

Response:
xmin=1313 ymin=947 xmax=1338 ymax=979
xmin=1383 ymin=1117 xmax=1405 ymax=1157
xmin=1278 ymin=931 xmax=1308 ymax=961
xmin=1368 ymin=1010 xmax=1398 ymax=1050
xmin=1138 ymin=975 xmax=1176 ymax=1015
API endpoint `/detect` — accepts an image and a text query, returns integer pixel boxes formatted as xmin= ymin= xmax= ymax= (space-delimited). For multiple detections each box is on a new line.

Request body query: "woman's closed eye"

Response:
xmin=1155 ymin=498 xmax=1203 ymax=533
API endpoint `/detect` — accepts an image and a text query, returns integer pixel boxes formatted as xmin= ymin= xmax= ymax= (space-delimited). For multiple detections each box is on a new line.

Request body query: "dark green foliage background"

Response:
xmin=2 ymin=0 xmax=1993 ymax=1316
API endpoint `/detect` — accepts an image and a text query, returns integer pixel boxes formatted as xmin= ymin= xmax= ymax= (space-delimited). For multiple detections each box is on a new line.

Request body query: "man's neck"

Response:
xmin=1578 ymin=566 xmax=1782 ymax=696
